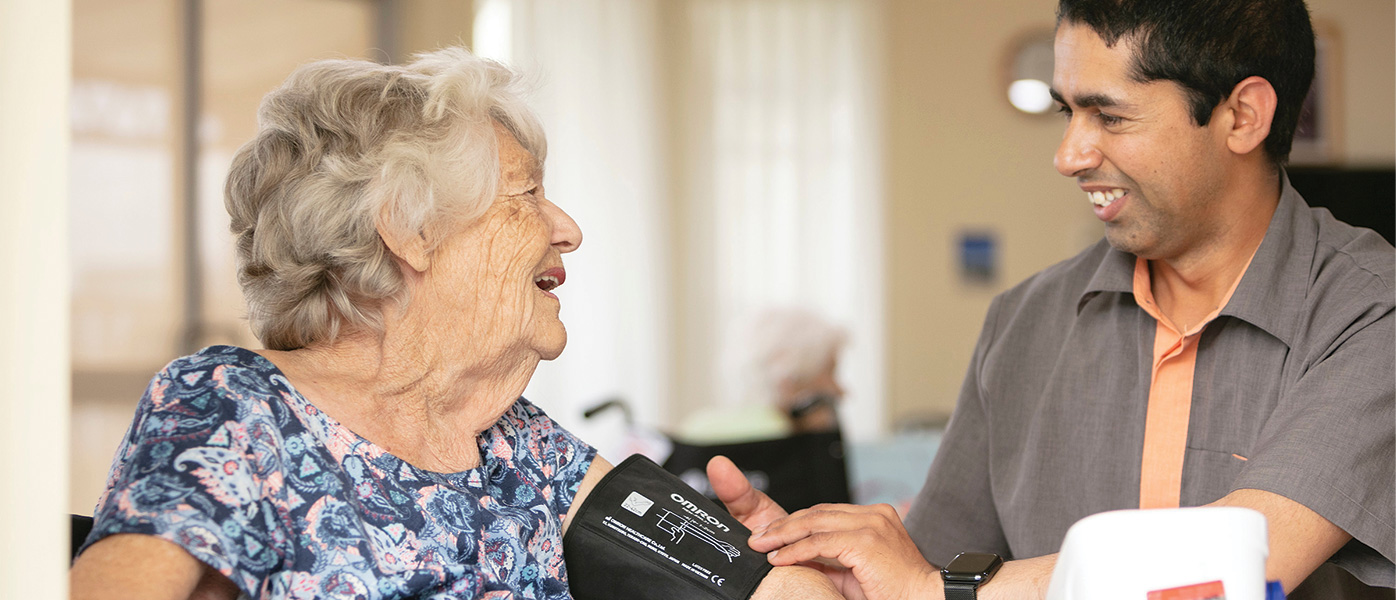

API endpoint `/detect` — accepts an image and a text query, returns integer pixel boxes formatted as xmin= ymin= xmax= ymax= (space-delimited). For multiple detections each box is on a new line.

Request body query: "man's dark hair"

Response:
xmin=1057 ymin=0 xmax=1315 ymax=164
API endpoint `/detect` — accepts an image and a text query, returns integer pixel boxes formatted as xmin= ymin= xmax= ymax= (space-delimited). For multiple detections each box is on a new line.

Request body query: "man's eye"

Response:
xmin=1055 ymin=105 xmax=1072 ymax=119
xmin=1098 ymin=112 xmax=1123 ymax=126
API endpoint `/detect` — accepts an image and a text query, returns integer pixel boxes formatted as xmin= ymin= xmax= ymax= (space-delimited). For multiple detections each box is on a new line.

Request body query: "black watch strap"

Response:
xmin=943 ymin=581 xmax=979 ymax=600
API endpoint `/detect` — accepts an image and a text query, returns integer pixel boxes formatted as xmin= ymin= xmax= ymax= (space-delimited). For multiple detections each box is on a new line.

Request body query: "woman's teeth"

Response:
xmin=1089 ymin=189 xmax=1126 ymax=207
xmin=535 ymin=275 xmax=560 ymax=292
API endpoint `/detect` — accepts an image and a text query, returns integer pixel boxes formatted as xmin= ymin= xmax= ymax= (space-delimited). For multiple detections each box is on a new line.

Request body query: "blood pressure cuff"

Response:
xmin=564 ymin=454 xmax=774 ymax=600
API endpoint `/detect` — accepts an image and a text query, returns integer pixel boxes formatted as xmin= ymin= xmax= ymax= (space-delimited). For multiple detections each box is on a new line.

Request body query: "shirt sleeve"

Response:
xmin=509 ymin=399 xmax=599 ymax=519
xmin=903 ymin=297 xmax=1012 ymax=566
xmin=81 ymin=353 xmax=291 ymax=597
xmin=1232 ymin=302 xmax=1395 ymax=588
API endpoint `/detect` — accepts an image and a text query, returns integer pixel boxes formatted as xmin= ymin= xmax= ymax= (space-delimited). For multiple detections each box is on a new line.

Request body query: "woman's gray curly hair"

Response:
xmin=225 ymin=47 xmax=546 ymax=351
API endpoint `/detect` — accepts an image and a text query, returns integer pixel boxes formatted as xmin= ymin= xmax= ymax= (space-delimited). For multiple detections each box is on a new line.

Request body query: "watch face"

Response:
xmin=942 ymin=552 xmax=1003 ymax=582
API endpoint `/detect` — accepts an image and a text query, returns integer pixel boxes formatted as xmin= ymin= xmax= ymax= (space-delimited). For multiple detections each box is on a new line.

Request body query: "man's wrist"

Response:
xmin=925 ymin=568 xmax=947 ymax=600
xmin=939 ymin=552 xmax=1004 ymax=600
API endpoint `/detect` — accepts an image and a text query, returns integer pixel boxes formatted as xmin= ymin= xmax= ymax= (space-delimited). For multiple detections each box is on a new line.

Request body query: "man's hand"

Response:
xmin=708 ymin=455 xmax=941 ymax=599
xmin=706 ymin=455 xmax=791 ymax=530
xmin=707 ymin=456 xmax=1058 ymax=600
xmin=747 ymin=503 xmax=942 ymax=600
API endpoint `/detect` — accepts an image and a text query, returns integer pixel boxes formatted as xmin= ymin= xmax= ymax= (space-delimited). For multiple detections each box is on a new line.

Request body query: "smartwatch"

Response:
xmin=940 ymin=551 xmax=1003 ymax=600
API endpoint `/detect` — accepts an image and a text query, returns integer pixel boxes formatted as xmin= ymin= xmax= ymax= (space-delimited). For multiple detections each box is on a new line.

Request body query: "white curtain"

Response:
xmin=680 ymin=0 xmax=885 ymax=442
xmin=477 ymin=0 xmax=672 ymax=456
xmin=480 ymin=0 xmax=885 ymax=450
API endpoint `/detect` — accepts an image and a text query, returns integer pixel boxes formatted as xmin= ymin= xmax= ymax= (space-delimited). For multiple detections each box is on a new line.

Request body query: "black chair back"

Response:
xmin=71 ymin=514 xmax=95 ymax=560
xmin=662 ymin=429 xmax=851 ymax=513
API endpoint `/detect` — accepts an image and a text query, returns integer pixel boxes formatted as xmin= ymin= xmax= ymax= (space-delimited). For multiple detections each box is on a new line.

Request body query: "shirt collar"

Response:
xmin=1077 ymin=239 xmax=1136 ymax=314
xmin=1217 ymin=171 xmax=1312 ymax=347
xmin=1076 ymin=171 xmax=1311 ymax=348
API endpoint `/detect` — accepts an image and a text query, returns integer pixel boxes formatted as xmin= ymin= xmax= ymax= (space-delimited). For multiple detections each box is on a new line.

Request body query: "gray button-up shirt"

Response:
xmin=904 ymin=176 xmax=1395 ymax=597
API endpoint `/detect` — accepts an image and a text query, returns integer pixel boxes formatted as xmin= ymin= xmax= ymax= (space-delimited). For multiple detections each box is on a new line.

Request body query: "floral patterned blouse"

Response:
xmin=82 ymin=345 xmax=597 ymax=599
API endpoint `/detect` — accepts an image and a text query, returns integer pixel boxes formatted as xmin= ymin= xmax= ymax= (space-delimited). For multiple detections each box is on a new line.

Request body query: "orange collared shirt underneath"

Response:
xmin=1133 ymin=254 xmax=1254 ymax=510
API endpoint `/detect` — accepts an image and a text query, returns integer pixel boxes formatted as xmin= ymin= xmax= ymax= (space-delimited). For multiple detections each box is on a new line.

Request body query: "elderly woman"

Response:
xmin=69 ymin=48 xmax=835 ymax=600
xmin=679 ymin=308 xmax=848 ymax=443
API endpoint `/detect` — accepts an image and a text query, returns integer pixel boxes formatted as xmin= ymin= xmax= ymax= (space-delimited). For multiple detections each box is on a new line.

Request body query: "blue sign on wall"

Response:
xmin=958 ymin=231 xmax=997 ymax=283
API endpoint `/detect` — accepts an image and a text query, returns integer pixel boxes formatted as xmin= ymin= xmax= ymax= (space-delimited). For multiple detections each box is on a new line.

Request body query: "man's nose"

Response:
xmin=1054 ymin=118 xmax=1102 ymax=177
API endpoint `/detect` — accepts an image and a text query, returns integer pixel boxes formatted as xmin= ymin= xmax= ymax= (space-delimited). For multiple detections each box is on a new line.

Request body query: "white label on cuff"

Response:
xmin=622 ymin=491 xmax=655 ymax=517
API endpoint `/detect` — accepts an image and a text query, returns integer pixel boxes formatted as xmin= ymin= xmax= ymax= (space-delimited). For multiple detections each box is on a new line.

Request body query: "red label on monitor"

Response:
xmin=1147 ymin=580 xmax=1226 ymax=600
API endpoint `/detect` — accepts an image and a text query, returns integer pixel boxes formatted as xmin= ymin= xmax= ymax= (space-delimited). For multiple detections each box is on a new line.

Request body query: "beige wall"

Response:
xmin=1314 ymin=0 xmax=1396 ymax=165
xmin=882 ymin=0 xmax=1396 ymax=426
xmin=400 ymin=0 xmax=474 ymax=58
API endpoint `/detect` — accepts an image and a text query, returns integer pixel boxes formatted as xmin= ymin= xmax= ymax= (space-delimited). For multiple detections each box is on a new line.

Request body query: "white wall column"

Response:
xmin=1 ymin=0 xmax=72 ymax=598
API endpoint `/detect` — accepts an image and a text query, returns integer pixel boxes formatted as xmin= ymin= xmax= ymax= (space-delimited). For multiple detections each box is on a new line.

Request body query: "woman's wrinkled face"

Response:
xmin=424 ymin=122 xmax=582 ymax=363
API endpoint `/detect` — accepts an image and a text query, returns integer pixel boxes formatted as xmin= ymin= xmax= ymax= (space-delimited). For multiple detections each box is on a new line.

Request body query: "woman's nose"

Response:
xmin=1054 ymin=119 xmax=1102 ymax=177
xmin=542 ymin=197 xmax=582 ymax=253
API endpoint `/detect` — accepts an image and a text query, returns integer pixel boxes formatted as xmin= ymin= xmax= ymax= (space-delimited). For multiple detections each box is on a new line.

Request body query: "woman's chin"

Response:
xmin=535 ymin=330 xmax=568 ymax=361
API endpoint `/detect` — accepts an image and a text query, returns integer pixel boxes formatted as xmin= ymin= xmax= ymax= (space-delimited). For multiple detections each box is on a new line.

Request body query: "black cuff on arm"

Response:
xmin=564 ymin=455 xmax=775 ymax=600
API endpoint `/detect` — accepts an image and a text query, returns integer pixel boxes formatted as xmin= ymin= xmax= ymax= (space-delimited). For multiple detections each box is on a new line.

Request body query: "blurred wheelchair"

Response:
xmin=583 ymin=396 xmax=851 ymax=513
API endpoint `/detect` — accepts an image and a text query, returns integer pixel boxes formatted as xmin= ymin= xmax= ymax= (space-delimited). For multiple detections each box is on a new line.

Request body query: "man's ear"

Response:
xmin=1222 ymin=76 xmax=1278 ymax=156
xmin=377 ymin=203 xmax=431 ymax=273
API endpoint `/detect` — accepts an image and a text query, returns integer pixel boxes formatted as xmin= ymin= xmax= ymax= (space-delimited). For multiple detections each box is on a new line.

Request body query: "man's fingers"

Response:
xmin=765 ymin=529 xmax=937 ymax=600
xmin=749 ymin=504 xmax=901 ymax=553
xmin=706 ymin=455 xmax=789 ymax=529
xmin=765 ymin=529 xmax=884 ymax=567
xmin=768 ymin=535 xmax=839 ymax=567
xmin=745 ymin=503 xmax=935 ymax=600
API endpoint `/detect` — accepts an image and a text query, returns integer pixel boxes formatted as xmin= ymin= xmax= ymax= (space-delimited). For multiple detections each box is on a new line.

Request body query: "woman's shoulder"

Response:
xmin=503 ymin=396 xmax=547 ymax=421
xmin=143 ymin=345 xmax=289 ymax=417
xmin=486 ymin=399 xmax=556 ymax=452
xmin=160 ymin=344 xmax=274 ymax=378
xmin=492 ymin=398 xmax=590 ymax=449
xmin=86 ymin=346 xmax=301 ymax=592
xmin=487 ymin=398 xmax=595 ymax=482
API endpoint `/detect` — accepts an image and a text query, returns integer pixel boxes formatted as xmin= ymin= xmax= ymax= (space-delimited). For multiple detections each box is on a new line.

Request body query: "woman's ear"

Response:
xmin=1223 ymin=76 xmax=1278 ymax=156
xmin=377 ymin=204 xmax=431 ymax=273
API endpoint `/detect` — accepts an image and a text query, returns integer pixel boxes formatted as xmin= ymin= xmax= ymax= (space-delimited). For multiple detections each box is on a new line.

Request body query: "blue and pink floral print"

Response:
xmin=83 ymin=345 xmax=596 ymax=599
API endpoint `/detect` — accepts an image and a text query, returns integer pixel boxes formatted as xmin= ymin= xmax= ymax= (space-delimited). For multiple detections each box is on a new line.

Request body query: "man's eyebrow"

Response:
xmin=1048 ymin=88 xmax=1123 ymax=109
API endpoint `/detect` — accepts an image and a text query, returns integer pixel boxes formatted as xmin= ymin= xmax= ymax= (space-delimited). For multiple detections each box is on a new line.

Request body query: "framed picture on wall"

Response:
xmin=1289 ymin=22 xmax=1342 ymax=165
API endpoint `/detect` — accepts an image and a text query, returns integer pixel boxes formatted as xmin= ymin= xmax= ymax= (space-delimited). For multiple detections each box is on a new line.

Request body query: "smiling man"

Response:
xmin=708 ymin=1 xmax=1395 ymax=598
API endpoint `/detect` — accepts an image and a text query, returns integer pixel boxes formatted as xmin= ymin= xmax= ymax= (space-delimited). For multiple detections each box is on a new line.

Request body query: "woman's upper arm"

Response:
xmin=71 ymin=533 xmax=239 ymax=600
xmin=558 ymin=454 xmax=840 ymax=599
xmin=562 ymin=454 xmax=613 ymax=535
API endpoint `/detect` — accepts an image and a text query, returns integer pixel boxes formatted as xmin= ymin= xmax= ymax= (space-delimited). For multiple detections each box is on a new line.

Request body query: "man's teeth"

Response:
xmin=1089 ymin=189 xmax=1126 ymax=206
xmin=535 ymin=275 xmax=560 ymax=291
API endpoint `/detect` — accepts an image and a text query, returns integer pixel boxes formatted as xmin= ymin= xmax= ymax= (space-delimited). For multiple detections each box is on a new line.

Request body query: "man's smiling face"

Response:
xmin=1051 ymin=22 xmax=1231 ymax=261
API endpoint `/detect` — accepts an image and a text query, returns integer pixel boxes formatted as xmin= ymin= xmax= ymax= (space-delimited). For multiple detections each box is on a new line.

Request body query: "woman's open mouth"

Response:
xmin=534 ymin=267 xmax=566 ymax=298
